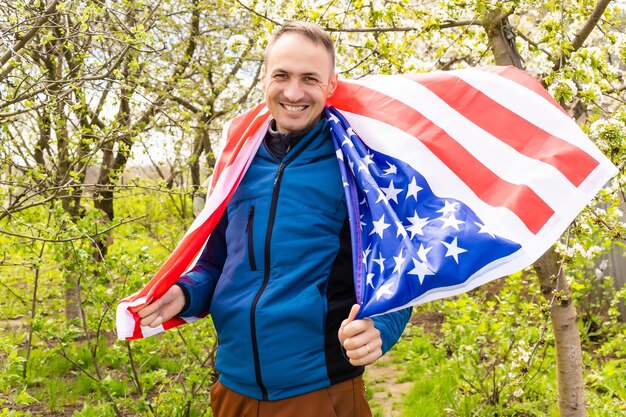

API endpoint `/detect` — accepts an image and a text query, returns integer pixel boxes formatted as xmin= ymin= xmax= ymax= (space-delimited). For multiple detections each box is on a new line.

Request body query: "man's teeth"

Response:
xmin=284 ymin=104 xmax=306 ymax=112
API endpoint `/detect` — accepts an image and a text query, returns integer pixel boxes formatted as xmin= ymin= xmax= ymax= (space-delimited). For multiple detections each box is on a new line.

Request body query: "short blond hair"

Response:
xmin=264 ymin=20 xmax=335 ymax=70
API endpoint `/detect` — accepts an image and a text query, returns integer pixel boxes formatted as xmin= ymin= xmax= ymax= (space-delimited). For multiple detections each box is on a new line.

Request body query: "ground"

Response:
xmin=365 ymin=356 xmax=413 ymax=417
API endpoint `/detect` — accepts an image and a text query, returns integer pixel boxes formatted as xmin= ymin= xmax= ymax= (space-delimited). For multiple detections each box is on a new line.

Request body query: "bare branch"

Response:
xmin=0 ymin=215 xmax=146 ymax=243
xmin=326 ymin=20 xmax=484 ymax=33
xmin=0 ymin=0 xmax=61 ymax=81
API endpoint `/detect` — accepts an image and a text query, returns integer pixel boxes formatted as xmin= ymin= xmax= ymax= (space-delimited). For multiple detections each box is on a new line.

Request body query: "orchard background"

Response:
xmin=1 ymin=1 xmax=625 ymax=416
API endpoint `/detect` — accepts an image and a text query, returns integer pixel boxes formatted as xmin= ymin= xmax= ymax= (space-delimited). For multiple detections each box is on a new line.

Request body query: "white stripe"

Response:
xmin=451 ymin=68 xmax=608 ymax=161
xmin=181 ymin=120 xmax=267 ymax=239
xmin=340 ymin=111 xmax=536 ymax=244
xmin=346 ymin=75 xmax=589 ymax=218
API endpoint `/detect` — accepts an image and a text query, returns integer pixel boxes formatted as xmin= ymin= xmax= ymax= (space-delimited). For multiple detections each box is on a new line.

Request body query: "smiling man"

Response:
xmin=261 ymin=24 xmax=337 ymax=135
xmin=134 ymin=21 xmax=411 ymax=417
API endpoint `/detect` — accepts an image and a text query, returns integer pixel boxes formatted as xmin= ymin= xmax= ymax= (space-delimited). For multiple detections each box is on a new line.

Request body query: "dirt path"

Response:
xmin=364 ymin=355 xmax=413 ymax=417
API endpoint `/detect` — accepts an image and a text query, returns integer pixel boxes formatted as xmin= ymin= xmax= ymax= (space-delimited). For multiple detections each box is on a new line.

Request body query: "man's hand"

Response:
xmin=338 ymin=304 xmax=382 ymax=366
xmin=133 ymin=285 xmax=186 ymax=328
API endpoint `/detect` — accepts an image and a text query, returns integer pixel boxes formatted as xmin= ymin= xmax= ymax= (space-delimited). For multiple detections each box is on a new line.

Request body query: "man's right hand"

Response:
xmin=134 ymin=285 xmax=186 ymax=328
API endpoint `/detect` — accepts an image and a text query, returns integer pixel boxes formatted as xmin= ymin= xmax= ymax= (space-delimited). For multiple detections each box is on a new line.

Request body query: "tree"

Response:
xmin=1 ymin=0 xmax=624 ymax=415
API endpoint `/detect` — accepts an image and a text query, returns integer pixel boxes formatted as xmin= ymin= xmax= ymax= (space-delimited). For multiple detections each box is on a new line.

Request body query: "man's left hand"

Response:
xmin=338 ymin=304 xmax=382 ymax=366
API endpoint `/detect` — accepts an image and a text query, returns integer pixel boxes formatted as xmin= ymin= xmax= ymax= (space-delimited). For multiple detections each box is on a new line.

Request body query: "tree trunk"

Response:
xmin=534 ymin=250 xmax=587 ymax=416
xmin=483 ymin=12 xmax=588 ymax=417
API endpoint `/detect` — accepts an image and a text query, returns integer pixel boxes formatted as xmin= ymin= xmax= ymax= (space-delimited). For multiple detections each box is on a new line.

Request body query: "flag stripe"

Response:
xmin=330 ymin=82 xmax=554 ymax=234
xmin=350 ymin=75 xmax=586 ymax=219
xmin=337 ymin=111 xmax=536 ymax=243
xmin=406 ymin=73 xmax=599 ymax=187
xmin=212 ymin=104 xmax=269 ymax=186
xmin=477 ymin=66 xmax=569 ymax=116
xmin=450 ymin=69 xmax=605 ymax=158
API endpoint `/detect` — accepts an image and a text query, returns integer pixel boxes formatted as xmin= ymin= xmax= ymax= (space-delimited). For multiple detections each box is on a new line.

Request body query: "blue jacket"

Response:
xmin=177 ymin=118 xmax=410 ymax=400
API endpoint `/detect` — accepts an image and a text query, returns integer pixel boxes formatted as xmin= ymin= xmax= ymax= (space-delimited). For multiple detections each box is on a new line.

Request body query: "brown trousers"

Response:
xmin=210 ymin=376 xmax=373 ymax=417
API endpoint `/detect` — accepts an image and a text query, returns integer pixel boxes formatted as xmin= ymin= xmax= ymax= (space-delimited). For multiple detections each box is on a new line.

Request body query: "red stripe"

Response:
xmin=329 ymin=81 xmax=554 ymax=234
xmin=163 ymin=316 xmax=187 ymax=330
xmin=480 ymin=66 xmax=569 ymax=116
xmin=212 ymin=104 xmax=268 ymax=185
xmin=404 ymin=72 xmax=599 ymax=187
xmin=130 ymin=311 xmax=142 ymax=340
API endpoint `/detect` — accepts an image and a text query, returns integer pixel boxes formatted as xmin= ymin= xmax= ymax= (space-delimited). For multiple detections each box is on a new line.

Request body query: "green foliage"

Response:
xmin=395 ymin=270 xmax=626 ymax=415
xmin=2 ymin=0 xmax=626 ymax=415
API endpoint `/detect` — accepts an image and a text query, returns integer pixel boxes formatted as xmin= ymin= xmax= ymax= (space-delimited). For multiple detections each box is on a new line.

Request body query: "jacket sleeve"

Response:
xmin=176 ymin=210 xmax=228 ymax=317
xmin=372 ymin=307 xmax=412 ymax=355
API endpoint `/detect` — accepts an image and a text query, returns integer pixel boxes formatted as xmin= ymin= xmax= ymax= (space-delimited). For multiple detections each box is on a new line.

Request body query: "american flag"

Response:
xmin=117 ymin=66 xmax=617 ymax=339
xmin=326 ymin=66 xmax=617 ymax=318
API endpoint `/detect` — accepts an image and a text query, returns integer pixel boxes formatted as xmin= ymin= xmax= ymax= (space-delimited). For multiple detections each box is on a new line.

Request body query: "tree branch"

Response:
xmin=0 ymin=0 xmax=61 ymax=81
xmin=325 ymin=20 xmax=484 ymax=33
xmin=554 ymin=0 xmax=612 ymax=70
xmin=0 ymin=215 xmax=146 ymax=243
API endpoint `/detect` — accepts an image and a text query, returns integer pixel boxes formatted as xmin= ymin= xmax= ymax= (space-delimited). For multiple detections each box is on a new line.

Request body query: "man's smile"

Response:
xmin=282 ymin=103 xmax=308 ymax=112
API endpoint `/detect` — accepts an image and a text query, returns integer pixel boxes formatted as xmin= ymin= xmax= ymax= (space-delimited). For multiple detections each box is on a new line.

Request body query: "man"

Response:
xmin=135 ymin=20 xmax=411 ymax=417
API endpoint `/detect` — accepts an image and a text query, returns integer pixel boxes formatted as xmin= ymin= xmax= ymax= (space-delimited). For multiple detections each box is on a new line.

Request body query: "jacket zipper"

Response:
xmin=246 ymin=205 xmax=257 ymax=271
xmin=249 ymin=146 xmax=308 ymax=401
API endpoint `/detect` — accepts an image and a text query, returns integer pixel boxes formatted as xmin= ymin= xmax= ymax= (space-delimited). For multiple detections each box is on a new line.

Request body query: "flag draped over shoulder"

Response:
xmin=115 ymin=104 xmax=271 ymax=340
xmin=116 ymin=66 xmax=618 ymax=340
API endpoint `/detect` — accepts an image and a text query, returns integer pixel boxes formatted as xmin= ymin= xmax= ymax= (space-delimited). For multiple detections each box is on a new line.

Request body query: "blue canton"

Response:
xmin=325 ymin=107 xmax=522 ymax=318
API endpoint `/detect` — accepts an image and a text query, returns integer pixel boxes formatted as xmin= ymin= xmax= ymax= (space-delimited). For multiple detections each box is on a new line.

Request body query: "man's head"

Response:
xmin=261 ymin=21 xmax=338 ymax=135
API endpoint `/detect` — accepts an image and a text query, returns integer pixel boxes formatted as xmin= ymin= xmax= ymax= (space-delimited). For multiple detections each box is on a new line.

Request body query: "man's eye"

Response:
xmin=304 ymin=77 xmax=318 ymax=82
xmin=274 ymin=74 xmax=287 ymax=79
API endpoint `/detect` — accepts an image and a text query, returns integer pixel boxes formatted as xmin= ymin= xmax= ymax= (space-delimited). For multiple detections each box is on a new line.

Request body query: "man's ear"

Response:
xmin=260 ymin=65 xmax=267 ymax=90
xmin=327 ymin=72 xmax=338 ymax=98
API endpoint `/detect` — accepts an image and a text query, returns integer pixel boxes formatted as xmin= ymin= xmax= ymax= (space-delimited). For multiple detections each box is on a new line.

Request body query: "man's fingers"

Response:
xmin=347 ymin=346 xmax=382 ymax=366
xmin=140 ymin=310 xmax=162 ymax=327
xmin=135 ymin=299 xmax=161 ymax=318
xmin=342 ymin=325 xmax=379 ymax=350
xmin=345 ymin=337 xmax=382 ymax=357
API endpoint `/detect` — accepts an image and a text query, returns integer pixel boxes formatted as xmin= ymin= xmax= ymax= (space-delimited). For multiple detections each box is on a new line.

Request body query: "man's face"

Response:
xmin=262 ymin=33 xmax=337 ymax=135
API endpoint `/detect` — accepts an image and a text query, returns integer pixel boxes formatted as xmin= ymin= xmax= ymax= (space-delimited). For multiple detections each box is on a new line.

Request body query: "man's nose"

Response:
xmin=283 ymin=80 xmax=304 ymax=102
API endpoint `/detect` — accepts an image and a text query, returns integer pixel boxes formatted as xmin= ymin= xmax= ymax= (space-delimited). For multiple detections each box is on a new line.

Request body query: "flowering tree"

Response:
xmin=1 ymin=0 xmax=624 ymax=415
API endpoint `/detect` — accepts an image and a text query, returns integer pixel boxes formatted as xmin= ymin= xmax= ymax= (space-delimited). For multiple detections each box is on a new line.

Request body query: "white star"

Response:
xmin=375 ymin=189 xmax=389 ymax=205
xmin=475 ymin=222 xmax=496 ymax=238
xmin=406 ymin=177 xmax=422 ymax=201
xmin=395 ymin=221 xmax=407 ymax=238
xmin=408 ymin=258 xmax=435 ymax=284
xmin=375 ymin=282 xmax=394 ymax=300
xmin=362 ymin=153 xmax=375 ymax=166
xmin=437 ymin=200 xmax=456 ymax=216
xmin=416 ymin=244 xmax=432 ymax=263
xmin=348 ymin=159 xmax=355 ymax=174
xmin=336 ymin=149 xmax=344 ymax=161
xmin=406 ymin=211 xmax=429 ymax=238
xmin=341 ymin=136 xmax=354 ymax=148
xmin=343 ymin=181 xmax=349 ymax=188
xmin=442 ymin=237 xmax=467 ymax=263
xmin=359 ymin=196 xmax=367 ymax=205
xmin=366 ymin=273 xmax=375 ymax=288
xmin=362 ymin=244 xmax=372 ymax=265
xmin=381 ymin=180 xmax=403 ymax=204
xmin=357 ymin=162 xmax=368 ymax=172
xmin=383 ymin=162 xmax=397 ymax=175
xmin=347 ymin=127 xmax=357 ymax=137
xmin=370 ymin=215 xmax=391 ymax=238
xmin=393 ymin=249 xmax=406 ymax=274
xmin=373 ymin=253 xmax=386 ymax=272
xmin=439 ymin=214 xmax=465 ymax=231
xmin=437 ymin=200 xmax=457 ymax=216
xmin=328 ymin=113 xmax=339 ymax=123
